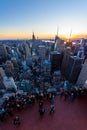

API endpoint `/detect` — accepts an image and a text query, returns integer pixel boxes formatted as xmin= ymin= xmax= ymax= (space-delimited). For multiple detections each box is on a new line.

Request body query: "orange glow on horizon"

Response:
xmin=0 ymin=33 xmax=87 ymax=40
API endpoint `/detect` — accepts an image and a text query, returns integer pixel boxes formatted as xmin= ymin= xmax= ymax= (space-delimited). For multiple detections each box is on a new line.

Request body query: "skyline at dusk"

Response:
xmin=0 ymin=0 xmax=87 ymax=40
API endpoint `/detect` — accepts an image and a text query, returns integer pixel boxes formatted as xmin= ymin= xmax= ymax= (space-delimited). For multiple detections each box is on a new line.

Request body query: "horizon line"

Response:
xmin=0 ymin=33 xmax=87 ymax=40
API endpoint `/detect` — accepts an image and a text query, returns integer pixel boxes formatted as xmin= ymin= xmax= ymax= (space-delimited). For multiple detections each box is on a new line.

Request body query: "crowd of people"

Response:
xmin=0 ymin=84 xmax=87 ymax=125
xmin=0 ymin=90 xmax=56 ymax=124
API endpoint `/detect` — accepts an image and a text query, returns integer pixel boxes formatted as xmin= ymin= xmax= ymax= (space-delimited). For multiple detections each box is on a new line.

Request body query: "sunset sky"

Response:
xmin=0 ymin=0 xmax=87 ymax=39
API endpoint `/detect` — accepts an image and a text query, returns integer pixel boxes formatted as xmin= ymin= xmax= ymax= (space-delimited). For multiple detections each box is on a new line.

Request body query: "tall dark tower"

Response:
xmin=50 ymin=51 xmax=61 ymax=73
xmin=32 ymin=32 xmax=36 ymax=48
xmin=32 ymin=32 xmax=35 ymax=41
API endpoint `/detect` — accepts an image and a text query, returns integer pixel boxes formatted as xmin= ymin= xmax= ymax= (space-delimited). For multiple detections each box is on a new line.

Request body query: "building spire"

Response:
xmin=32 ymin=32 xmax=35 ymax=40
xmin=69 ymin=29 xmax=72 ymax=42
xmin=57 ymin=25 xmax=59 ymax=36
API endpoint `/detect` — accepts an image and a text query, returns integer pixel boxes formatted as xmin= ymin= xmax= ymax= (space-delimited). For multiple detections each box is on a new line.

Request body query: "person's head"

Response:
xmin=16 ymin=116 xmax=19 ymax=119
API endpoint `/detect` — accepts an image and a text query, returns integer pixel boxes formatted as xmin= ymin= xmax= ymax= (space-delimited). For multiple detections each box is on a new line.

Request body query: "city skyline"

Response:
xmin=0 ymin=0 xmax=87 ymax=40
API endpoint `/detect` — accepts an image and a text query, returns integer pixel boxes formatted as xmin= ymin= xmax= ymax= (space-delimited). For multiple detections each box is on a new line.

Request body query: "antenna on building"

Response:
xmin=57 ymin=25 xmax=59 ymax=36
xmin=70 ymin=29 xmax=72 ymax=38
xmin=69 ymin=29 xmax=72 ymax=42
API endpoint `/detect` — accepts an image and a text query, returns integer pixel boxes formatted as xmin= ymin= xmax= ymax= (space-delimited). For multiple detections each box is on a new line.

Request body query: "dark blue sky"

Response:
xmin=0 ymin=0 xmax=87 ymax=39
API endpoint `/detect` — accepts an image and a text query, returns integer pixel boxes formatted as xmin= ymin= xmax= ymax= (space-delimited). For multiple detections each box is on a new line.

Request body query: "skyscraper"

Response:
xmin=32 ymin=32 xmax=36 ymax=41
xmin=24 ymin=42 xmax=31 ymax=58
xmin=77 ymin=59 xmax=87 ymax=85
xmin=66 ymin=56 xmax=82 ymax=83
xmin=50 ymin=51 xmax=61 ymax=73
xmin=61 ymin=47 xmax=73 ymax=76
xmin=38 ymin=45 xmax=46 ymax=59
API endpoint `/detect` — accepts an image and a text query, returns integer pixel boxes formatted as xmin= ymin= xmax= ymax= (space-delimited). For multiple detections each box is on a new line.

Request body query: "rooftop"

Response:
xmin=0 ymin=95 xmax=87 ymax=130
